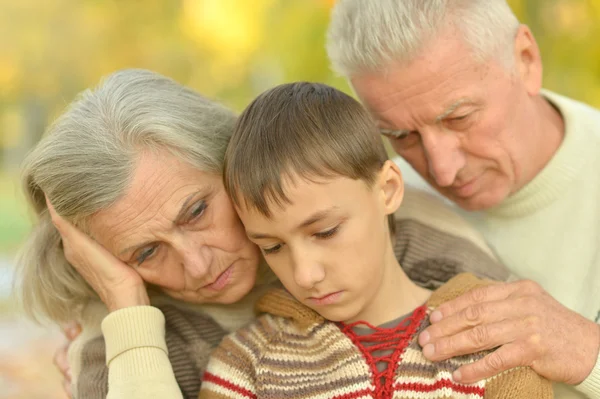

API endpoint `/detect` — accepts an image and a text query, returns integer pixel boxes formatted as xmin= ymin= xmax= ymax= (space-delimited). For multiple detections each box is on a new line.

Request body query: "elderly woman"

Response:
xmin=16 ymin=69 xmax=509 ymax=399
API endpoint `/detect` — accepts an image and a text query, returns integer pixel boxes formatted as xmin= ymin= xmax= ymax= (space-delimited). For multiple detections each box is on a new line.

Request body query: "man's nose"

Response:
xmin=421 ymin=128 xmax=465 ymax=187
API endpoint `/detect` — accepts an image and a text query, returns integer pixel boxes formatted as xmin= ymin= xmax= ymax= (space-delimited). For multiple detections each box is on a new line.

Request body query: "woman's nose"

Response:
xmin=181 ymin=242 xmax=213 ymax=280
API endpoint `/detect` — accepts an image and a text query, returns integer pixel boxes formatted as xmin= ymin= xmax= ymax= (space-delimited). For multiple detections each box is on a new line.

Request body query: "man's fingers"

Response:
xmin=452 ymin=344 xmax=525 ymax=384
xmin=422 ymin=318 xmax=522 ymax=361
xmin=430 ymin=280 xmax=544 ymax=323
xmin=431 ymin=283 xmax=514 ymax=323
xmin=421 ymin=297 xmax=525 ymax=347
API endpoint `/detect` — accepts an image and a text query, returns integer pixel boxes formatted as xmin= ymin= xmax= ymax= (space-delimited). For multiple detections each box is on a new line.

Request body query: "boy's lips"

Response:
xmin=203 ymin=264 xmax=234 ymax=291
xmin=308 ymin=291 xmax=343 ymax=305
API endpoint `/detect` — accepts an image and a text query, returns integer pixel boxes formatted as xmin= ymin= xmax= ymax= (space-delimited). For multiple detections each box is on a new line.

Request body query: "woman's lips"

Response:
xmin=308 ymin=291 xmax=343 ymax=305
xmin=204 ymin=264 xmax=234 ymax=291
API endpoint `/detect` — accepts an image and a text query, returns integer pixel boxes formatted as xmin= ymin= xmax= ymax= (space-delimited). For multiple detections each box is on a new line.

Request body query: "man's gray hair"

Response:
xmin=326 ymin=0 xmax=520 ymax=76
xmin=15 ymin=69 xmax=237 ymax=322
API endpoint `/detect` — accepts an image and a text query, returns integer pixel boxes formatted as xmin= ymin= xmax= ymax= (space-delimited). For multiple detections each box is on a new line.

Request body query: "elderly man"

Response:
xmin=327 ymin=0 xmax=600 ymax=398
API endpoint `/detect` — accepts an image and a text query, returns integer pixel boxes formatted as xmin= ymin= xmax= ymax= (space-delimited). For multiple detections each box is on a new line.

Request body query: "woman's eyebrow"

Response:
xmin=173 ymin=190 xmax=203 ymax=224
xmin=119 ymin=189 xmax=210 ymax=256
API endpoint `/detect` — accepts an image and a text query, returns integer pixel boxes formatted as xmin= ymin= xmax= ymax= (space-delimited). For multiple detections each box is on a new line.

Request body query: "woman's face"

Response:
xmin=87 ymin=150 xmax=261 ymax=304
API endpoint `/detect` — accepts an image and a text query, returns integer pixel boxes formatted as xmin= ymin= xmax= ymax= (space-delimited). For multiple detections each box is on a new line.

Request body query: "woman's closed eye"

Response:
xmin=187 ymin=200 xmax=207 ymax=223
xmin=135 ymin=244 xmax=159 ymax=266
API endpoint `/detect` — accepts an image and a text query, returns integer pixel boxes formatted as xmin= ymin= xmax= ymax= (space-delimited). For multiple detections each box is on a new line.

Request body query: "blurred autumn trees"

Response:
xmin=1 ymin=0 xmax=599 ymax=166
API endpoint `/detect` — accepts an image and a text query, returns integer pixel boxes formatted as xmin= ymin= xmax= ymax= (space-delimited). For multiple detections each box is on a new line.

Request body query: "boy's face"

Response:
xmin=236 ymin=171 xmax=399 ymax=323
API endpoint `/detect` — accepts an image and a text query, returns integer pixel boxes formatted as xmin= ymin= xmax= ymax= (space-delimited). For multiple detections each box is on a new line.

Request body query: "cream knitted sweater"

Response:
xmin=397 ymin=90 xmax=600 ymax=398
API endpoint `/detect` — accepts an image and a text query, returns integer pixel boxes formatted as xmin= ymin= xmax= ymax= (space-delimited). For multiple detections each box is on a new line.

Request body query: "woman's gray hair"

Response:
xmin=15 ymin=69 xmax=237 ymax=323
xmin=326 ymin=0 xmax=520 ymax=77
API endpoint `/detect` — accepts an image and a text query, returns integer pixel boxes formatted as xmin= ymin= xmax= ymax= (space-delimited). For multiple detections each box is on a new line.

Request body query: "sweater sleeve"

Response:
xmin=575 ymin=350 xmax=600 ymax=398
xmin=101 ymin=306 xmax=183 ymax=399
xmin=484 ymin=367 xmax=553 ymax=399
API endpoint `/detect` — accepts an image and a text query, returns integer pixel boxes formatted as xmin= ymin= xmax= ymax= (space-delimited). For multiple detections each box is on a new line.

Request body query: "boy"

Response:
xmin=199 ymin=82 xmax=551 ymax=398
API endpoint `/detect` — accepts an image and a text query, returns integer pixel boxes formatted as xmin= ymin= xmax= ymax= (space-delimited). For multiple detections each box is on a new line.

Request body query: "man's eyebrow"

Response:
xmin=119 ymin=189 xmax=207 ymax=256
xmin=247 ymin=206 xmax=340 ymax=240
xmin=434 ymin=98 xmax=475 ymax=123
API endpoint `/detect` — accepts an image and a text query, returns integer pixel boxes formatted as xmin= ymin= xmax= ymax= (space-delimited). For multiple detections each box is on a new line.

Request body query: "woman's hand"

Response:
xmin=46 ymin=198 xmax=150 ymax=312
xmin=54 ymin=322 xmax=81 ymax=398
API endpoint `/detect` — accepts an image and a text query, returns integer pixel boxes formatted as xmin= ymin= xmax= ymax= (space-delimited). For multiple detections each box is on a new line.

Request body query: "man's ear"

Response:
xmin=513 ymin=24 xmax=543 ymax=95
xmin=378 ymin=160 xmax=404 ymax=215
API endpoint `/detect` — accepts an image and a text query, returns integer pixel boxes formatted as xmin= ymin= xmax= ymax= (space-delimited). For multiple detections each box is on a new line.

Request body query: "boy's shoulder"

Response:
xmin=226 ymin=288 xmax=326 ymax=344
xmin=255 ymin=288 xmax=325 ymax=330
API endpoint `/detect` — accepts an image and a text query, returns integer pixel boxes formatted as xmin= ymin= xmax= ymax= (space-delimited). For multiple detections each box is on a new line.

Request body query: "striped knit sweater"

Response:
xmin=68 ymin=189 xmax=513 ymax=398
xmin=199 ymin=273 xmax=552 ymax=399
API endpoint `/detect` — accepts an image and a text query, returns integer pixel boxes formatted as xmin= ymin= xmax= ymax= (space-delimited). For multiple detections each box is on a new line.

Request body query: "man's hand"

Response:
xmin=418 ymin=279 xmax=600 ymax=385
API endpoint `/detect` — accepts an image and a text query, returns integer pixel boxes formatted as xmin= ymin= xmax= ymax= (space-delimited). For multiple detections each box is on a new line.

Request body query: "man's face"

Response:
xmin=352 ymin=29 xmax=543 ymax=210
xmin=236 ymin=174 xmax=396 ymax=323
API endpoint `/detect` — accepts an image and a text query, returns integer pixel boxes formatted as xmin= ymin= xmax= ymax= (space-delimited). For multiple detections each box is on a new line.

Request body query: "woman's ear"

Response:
xmin=378 ymin=160 xmax=404 ymax=215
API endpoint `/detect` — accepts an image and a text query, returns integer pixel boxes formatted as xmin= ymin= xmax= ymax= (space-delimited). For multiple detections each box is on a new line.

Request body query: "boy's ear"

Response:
xmin=378 ymin=160 xmax=404 ymax=215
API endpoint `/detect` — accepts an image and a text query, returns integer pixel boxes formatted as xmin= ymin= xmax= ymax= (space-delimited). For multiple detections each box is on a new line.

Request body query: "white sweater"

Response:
xmin=397 ymin=90 xmax=600 ymax=398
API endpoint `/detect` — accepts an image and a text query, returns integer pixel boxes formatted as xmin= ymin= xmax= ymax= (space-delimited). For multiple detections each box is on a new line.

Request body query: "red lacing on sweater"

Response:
xmin=338 ymin=304 xmax=427 ymax=399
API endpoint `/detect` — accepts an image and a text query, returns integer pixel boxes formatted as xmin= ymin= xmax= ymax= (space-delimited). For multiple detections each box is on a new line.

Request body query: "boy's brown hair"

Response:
xmin=224 ymin=82 xmax=394 ymax=232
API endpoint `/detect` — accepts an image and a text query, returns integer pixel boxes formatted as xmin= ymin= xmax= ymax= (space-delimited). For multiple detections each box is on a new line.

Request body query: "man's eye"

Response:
xmin=136 ymin=245 xmax=158 ymax=265
xmin=380 ymin=129 xmax=411 ymax=140
xmin=262 ymin=244 xmax=282 ymax=255
xmin=445 ymin=113 xmax=474 ymax=130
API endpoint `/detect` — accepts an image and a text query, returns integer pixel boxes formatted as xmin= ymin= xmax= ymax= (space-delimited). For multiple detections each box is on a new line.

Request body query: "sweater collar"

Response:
xmin=256 ymin=289 xmax=325 ymax=328
xmin=484 ymin=90 xmax=594 ymax=218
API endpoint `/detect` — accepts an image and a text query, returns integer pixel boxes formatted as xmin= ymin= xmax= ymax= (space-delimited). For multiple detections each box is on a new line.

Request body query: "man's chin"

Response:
xmin=451 ymin=192 xmax=508 ymax=211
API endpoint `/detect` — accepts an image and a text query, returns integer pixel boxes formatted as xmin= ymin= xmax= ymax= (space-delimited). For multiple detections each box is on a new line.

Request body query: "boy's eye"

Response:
xmin=314 ymin=225 xmax=340 ymax=239
xmin=136 ymin=245 xmax=158 ymax=265
xmin=262 ymin=243 xmax=282 ymax=255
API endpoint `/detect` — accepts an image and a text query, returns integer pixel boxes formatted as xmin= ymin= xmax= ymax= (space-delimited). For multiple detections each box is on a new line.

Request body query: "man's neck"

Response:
xmin=517 ymin=94 xmax=565 ymax=192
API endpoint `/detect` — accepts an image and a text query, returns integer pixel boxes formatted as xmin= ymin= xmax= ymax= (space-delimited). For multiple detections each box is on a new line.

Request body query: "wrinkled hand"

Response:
xmin=46 ymin=198 xmax=150 ymax=312
xmin=419 ymin=279 xmax=600 ymax=385
xmin=53 ymin=321 xmax=81 ymax=398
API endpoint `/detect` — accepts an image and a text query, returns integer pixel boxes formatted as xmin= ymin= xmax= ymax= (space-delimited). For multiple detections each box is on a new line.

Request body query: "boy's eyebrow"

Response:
xmin=247 ymin=206 xmax=340 ymax=240
xmin=297 ymin=206 xmax=339 ymax=229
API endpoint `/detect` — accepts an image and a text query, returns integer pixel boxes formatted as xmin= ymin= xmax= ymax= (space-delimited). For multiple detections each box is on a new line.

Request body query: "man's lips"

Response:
xmin=452 ymin=176 xmax=480 ymax=198
xmin=203 ymin=264 xmax=234 ymax=291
